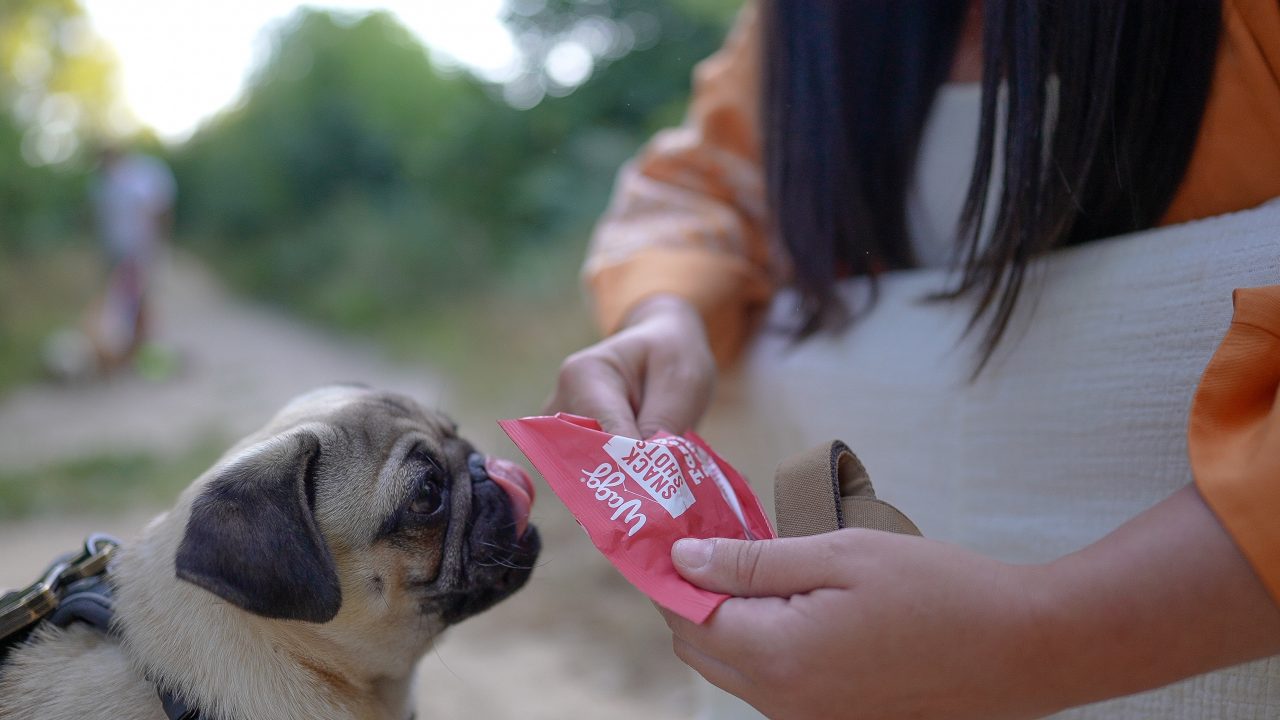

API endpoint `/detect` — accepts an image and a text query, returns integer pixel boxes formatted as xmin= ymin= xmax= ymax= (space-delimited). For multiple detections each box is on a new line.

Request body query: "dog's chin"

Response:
xmin=437 ymin=481 xmax=541 ymax=625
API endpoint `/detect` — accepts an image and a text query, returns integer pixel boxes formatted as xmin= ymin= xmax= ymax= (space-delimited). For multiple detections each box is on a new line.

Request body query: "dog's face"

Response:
xmin=172 ymin=385 xmax=540 ymax=663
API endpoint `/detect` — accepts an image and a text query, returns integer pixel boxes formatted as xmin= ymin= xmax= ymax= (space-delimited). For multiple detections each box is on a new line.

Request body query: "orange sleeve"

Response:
xmin=1189 ymin=286 xmax=1280 ymax=604
xmin=1162 ymin=0 xmax=1280 ymax=225
xmin=583 ymin=4 xmax=778 ymax=365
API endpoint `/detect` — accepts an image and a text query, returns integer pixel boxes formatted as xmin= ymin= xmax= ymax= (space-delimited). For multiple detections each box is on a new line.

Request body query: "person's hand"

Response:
xmin=659 ymin=531 xmax=1063 ymax=720
xmin=660 ymin=486 xmax=1280 ymax=720
xmin=546 ymin=294 xmax=715 ymax=439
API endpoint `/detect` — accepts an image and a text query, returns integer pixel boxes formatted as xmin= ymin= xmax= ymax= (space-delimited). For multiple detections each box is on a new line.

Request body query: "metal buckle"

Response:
xmin=64 ymin=534 xmax=119 ymax=584
xmin=0 ymin=534 xmax=120 ymax=642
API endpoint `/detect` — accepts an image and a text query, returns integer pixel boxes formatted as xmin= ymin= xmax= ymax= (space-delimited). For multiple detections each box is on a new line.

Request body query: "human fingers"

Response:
xmin=634 ymin=338 xmax=715 ymax=438
xmin=671 ymin=634 xmax=753 ymax=700
xmin=658 ymin=597 xmax=792 ymax=666
xmin=672 ymin=535 xmax=844 ymax=597
xmin=545 ymin=345 xmax=642 ymax=439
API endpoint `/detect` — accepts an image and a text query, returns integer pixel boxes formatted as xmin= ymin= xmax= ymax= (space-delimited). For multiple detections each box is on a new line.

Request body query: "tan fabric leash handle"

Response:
xmin=774 ymin=440 xmax=921 ymax=538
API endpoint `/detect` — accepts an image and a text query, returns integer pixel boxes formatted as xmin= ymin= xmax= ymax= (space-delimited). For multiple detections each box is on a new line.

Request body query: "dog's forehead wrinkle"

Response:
xmin=373 ymin=393 xmax=418 ymax=417
xmin=329 ymin=401 xmax=421 ymax=444
xmin=374 ymin=433 xmax=429 ymax=508
xmin=417 ymin=407 xmax=456 ymax=434
xmin=328 ymin=426 xmax=451 ymax=551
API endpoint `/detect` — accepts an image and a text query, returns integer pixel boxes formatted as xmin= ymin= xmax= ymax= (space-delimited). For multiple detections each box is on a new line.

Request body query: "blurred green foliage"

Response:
xmin=0 ymin=0 xmax=740 ymax=393
xmin=169 ymin=1 xmax=738 ymax=332
xmin=0 ymin=0 xmax=740 ymax=518
xmin=0 ymin=438 xmax=224 ymax=518
xmin=0 ymin=0 xmax=117 ymax=251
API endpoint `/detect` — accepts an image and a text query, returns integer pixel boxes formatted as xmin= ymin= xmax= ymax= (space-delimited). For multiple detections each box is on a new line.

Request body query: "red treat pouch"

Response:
xmin=498 ymin=413 xmax=776 ymax=623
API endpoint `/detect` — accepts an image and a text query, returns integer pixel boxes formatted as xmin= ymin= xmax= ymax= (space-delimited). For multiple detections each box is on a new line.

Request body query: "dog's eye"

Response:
xmin=411 ymin=481 xmax=443 ymax=515
xmin=410 ymin=456 xmax=445 ymax=515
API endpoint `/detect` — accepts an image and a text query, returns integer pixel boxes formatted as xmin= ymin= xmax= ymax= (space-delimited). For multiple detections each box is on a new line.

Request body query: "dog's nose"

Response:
xmin=468 ymin=453 xmax=488 ymax=484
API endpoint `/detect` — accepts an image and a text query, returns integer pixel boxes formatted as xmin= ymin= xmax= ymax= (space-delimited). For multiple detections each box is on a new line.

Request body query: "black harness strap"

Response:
xmin=47 ymin=576 xmax=116 ymax=634
xmin=2 ymin=550 xmax=201 ymax=720
xmin=47 ymin=575 xmax=201 ymax=719
xmin=159 ymin=689 xmax=200 ymax=720
xmin=51 ymin=576 xmax=201 ymax=719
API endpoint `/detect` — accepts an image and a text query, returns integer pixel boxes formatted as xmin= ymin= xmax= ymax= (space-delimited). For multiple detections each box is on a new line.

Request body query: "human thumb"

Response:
xmin=671 ymin=536 xmax=836 ymax=597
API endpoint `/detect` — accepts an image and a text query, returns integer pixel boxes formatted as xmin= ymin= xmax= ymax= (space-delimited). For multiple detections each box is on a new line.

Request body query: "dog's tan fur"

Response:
xmin=0 ymin=386 xmax=534 ymax=720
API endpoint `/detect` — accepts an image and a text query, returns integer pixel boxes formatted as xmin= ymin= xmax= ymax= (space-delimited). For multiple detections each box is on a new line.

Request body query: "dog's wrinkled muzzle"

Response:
xmin=442 ymin=454 xmax=541 ymax=623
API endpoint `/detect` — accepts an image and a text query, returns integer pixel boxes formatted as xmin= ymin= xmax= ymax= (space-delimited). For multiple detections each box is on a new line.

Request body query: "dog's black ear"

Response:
xmin=175 ymin=430 xmax=342 ymax=622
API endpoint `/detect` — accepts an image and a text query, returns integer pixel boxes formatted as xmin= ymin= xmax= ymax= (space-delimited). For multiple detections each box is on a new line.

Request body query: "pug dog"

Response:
xmin=0 ymin=385 xmax=540 ymax=720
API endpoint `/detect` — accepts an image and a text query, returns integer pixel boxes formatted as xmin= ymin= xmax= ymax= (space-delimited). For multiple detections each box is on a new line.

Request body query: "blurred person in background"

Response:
xmin=548 ymin=0 xmax=1280 ymax=718
xmin=83 ymin=145 xmax=175 ymax=377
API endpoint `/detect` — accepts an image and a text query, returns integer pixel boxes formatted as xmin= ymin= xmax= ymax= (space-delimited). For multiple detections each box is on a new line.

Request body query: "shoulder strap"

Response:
xmin=774 ymin=440 xmax=921 ymax=538
xmin=30 ymin=575 xmax=199 ymax=719
xmin=48 ymin=576 xmax=116 ymax=635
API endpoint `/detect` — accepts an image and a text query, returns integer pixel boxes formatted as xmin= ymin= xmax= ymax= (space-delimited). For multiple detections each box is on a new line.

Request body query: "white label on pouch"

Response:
xmin=603 ymin=436 xmax=697 ymax=519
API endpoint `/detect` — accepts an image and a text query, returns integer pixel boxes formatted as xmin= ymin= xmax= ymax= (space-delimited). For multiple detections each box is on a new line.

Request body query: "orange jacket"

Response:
xmin=1191 ymin=287 xmax=1280 ymax=604
xmin=585 ymin=2 xmax=1280 ymax=601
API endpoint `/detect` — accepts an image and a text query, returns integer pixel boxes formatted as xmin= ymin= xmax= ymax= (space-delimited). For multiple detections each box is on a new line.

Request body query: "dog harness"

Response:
xmin=0 ymin=535 xmax=201 ymax=720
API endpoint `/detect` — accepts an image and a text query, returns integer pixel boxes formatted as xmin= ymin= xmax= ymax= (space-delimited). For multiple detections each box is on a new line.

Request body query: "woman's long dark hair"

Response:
xmin=762 ymin=0 xmax=1222 ymax=372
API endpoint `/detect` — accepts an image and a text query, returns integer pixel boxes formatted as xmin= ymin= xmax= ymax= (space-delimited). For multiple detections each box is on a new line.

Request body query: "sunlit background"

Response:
xmin=84 ymin=0 xmax=519 ymax=142
xmin=0 ymin=0 xmax=738 ymax=386
xmin=79 ymin=0 xmax=661 ymax=143
xmin=0 ymin=0 xmax=739 ymax=716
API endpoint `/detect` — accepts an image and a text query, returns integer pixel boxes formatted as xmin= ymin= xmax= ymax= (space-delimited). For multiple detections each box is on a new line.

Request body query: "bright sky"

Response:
xmin=81 ymin=0 xmax=520 ymax=142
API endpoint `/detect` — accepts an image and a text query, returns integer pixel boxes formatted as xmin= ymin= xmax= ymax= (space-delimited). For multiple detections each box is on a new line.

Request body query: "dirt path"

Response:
xmin=0 ymin=255 xmax=696 ymax=719
xmin=0 ymin=255 xmax=446 ymax=468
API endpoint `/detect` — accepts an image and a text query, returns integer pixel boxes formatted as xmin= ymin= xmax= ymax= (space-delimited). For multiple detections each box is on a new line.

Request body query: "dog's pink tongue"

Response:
xmin=485 ymin=456 xmax=534 ymax=537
